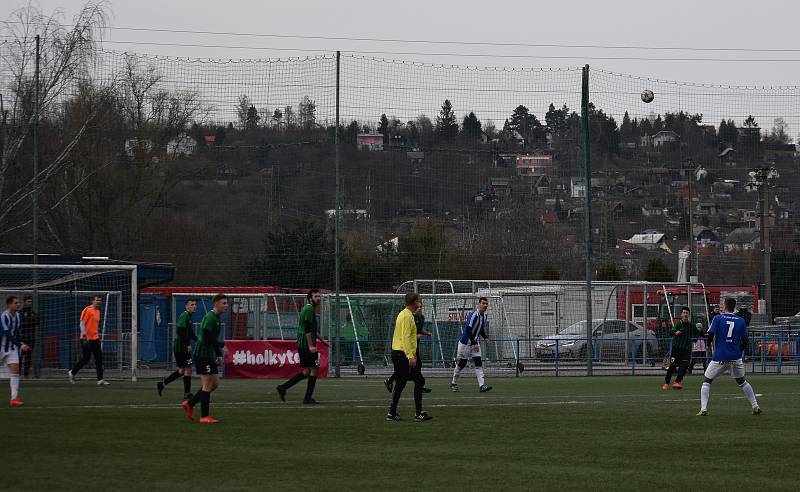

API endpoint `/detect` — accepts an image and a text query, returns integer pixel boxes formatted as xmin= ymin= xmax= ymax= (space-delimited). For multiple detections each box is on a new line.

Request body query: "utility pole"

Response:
xmin=761 ymin=182 xmax=772 ymax=322
xmin=746 ymin=166 xmax=779 ymax=323
xmin=686 ymin=160 xmax=696 ymax=280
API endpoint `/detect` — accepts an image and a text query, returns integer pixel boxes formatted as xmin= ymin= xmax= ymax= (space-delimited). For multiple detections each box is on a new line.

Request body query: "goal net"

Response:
xmin=0 ymin=264 xmax=138 ymax=380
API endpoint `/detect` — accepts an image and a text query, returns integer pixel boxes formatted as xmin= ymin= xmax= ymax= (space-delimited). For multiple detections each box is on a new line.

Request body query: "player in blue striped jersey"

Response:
xmin=697 ymin=297 xmax=761 ymax=416
xmin=450 ymin=297 xmax=492 ymax=393
xmin=1 ymin=296 xmax=31 ymax=407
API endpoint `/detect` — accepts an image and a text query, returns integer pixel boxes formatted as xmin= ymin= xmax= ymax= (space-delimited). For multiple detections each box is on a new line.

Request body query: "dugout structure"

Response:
xmin=0 ymin=264 xmax=139 ymax=380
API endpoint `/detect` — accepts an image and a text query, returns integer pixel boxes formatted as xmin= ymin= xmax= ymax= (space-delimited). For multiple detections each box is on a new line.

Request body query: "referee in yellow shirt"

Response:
xmin=386 ymin=293 xmax=432 ymax=422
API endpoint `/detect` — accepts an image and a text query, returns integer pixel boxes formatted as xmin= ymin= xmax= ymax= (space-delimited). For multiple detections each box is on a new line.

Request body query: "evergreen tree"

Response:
xmin=508 ymin=105 xmax=547 ymax=148
xmin=435 ymin=100 xmax=459 ymax=142
xmin=245 ymin=104 xmax=260 ymax=130
xmin=461 ymin=111 xmax=482 ymax=141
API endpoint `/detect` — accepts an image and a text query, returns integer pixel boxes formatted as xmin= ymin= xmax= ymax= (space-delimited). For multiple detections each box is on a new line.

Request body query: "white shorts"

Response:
xmin=456 ymin=341 xmax=482 ymax=360
xmin=704 ymin=359 xmax=745 ymax=380
xmin=0 ymin=349 xmax=19 ymax=366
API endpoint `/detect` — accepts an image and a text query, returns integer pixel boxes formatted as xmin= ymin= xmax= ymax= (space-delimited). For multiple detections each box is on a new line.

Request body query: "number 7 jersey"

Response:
xmin=708 ymin=313 xmax=748 ymax=361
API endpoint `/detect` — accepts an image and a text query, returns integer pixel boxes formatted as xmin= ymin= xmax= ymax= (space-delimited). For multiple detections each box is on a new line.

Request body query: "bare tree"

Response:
xmin=0 ymin=2 xmax=109 ymax=230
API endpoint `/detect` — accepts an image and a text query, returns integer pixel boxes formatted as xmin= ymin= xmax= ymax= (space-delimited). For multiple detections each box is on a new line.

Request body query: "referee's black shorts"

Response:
xmin=391 ymin=350 xmax=411 ymax=382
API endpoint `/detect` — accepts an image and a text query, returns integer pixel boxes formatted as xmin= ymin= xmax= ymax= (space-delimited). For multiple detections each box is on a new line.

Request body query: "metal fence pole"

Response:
xmin=581 ymin=64 xmax=593 ymax=376
xmin=334 ymin=51 xmax=341 ymax=378
xmin=32 ymin=35 xmax=41 ymax=377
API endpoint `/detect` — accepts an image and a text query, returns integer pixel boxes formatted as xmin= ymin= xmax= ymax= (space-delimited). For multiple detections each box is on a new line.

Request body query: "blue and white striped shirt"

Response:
xmin=459 ymin=309 xmax=488 ymax=345
xmin=1 ymin=309 xmax=21 ymax=352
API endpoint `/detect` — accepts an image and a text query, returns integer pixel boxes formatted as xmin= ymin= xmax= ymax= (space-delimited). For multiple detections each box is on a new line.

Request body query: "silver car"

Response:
xmin=534 ymin=319 xmax=658 ymax=361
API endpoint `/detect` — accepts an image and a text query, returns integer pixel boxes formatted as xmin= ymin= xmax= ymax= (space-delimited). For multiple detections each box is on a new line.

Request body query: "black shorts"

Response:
xmin=194 ymin=357 xmax=218 ymax=375
xmin=670 ymin=348 xmax=691 ymax=363
xmin=298 ymin=347 xmax=320 ymax=369
xmin=174 ymin=351 xmax=193 ymax=368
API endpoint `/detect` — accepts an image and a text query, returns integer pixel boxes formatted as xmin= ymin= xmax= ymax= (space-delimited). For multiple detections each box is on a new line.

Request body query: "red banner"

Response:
xmin=223 ymin=339 xmax=329 ymax=379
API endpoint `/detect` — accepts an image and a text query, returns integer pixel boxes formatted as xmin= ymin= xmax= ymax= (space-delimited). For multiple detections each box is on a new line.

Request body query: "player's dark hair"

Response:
xmin=212 ymin=293 xmax=227 ymax=303
xmin=405 ymin=292 xmax=420 ymax=307
xmin=185 ymin=298 xmax=197 ymax=305
xmin=92 ymin=295 xmax=102 ymax=301
xmin=23 ymin=295 xmax=32 ymax=302
xmin=6 ymin=295 xmax=18 ymax=306
xmin=479 ymin=297 xmax=489 ymax=304
xmin=307 ymin=288 xmax=320 ymax=301
xmin=724 ymin=297 xmax=736 ymax=312
xmin=681 ymin=306 xmax=690 ymax=314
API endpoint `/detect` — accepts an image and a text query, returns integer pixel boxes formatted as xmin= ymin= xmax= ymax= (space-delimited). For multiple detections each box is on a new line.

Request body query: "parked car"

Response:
xmin=774 ymin=312 xmax=800 ymax=325
xmin=533 ymin=319 xmax=658 ymax=362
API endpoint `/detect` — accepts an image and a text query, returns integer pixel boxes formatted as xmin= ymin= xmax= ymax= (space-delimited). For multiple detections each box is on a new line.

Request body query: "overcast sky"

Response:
xmin=3 ymin=0 xmax=800 ymax=86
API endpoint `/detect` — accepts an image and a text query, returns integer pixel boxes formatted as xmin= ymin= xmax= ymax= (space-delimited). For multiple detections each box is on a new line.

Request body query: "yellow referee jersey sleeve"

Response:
xmin=392 ymin=308 xmax=418 ymax=360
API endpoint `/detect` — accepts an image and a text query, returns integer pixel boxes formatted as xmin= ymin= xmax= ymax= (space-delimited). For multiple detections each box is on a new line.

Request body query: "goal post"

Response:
xmin=0 ymin=264 xmax=138 ymax=381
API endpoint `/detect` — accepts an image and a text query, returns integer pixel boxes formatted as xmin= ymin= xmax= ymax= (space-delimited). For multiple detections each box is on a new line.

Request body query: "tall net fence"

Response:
xmin=2 ymin=25 xmax=800 ymax=376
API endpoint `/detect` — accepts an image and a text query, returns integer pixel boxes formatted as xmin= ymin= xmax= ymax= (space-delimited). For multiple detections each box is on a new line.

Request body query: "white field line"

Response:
xmin=12 ymin=392 xmax=783 ymax=411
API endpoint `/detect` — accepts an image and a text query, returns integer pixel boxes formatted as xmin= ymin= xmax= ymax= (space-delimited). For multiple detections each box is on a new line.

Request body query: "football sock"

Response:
xmin=304 ymin=376 xmax=317 ymax=400
xmin=665 ymin=364 xmax=675 ymax=384
xmin=10 ymin=374 xmax=20 ymax=400
xmin=451 ymin=366 xmax=463 ymax=385
xmin=183 ymin=376 xmax=192 ymax=394
xmin=700 ymin=382 xmax=711 ymax=411
xmin=739 ymin=381 xmax=758 ymax=407
xmin=188 ymin=389 xmax=204 ymax=407
xmin=164 ymin=370 xmax=181 ymax=385
xmin=414 ymin=386 xmax=423 ymax=414
xmin=201 ymin=391 xmax=210 ymax=418
xmin=475 ymin=367 xmax=486 ymax=387
xmin=282 ymin=372 xmax=306 ymax=390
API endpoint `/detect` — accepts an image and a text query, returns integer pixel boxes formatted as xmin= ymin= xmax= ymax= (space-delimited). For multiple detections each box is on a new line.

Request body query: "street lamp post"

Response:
xmin=685 ymin=160 xmax=707 ymax=281
xmin=745 ymin=166 xmax=780 ymax=323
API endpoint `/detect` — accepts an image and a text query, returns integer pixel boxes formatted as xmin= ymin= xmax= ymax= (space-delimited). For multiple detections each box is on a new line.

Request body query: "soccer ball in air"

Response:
xmin=641 ymin=89 xmax=655 ymax=103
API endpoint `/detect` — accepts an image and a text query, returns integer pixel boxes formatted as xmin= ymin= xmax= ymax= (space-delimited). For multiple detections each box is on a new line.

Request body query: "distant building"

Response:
xmin=515 ymin=154 xmax=554 ymax=177
xmin=357 ymin=133 xmax=384 ymax=151
xmin=325 ymin=209 xmax=368 ymax=220
xmin=570 ymin=177 xmax=587 ymax=198
xmin=723 ymin=227 xmax=760 ymax=253
xmin=693 ymin=226 xmax=720 ymax=248
xmin=124 ymin=138 xmax=153 ymax=158
xmin=626 ymin=232 xmax=667 ymax=251
xmin=696 ymin=202 xmax=719 ymax=216
xmin=166 ymin=134 xmax=197 ymax=157
xmin=641 ymin=130 xmax=679 ymax=147
xmin=489 ymin=177 xmax=512 ymax=197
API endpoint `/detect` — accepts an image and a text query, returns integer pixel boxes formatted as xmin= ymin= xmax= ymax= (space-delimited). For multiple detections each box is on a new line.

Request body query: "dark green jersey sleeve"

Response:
xmin=174 ymin=311 xmax=197 ymax=352
xmin=194 ymin=312 xmax=224 ymax=358
xmin=414 ymin=314 xmax=425 ymax=334
xmin=297 ymin=304 xmax=317 ymax=349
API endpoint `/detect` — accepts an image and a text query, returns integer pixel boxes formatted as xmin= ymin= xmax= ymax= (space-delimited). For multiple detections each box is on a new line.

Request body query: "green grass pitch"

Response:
xmin=5 ymin=375 xmax=799 ymax=491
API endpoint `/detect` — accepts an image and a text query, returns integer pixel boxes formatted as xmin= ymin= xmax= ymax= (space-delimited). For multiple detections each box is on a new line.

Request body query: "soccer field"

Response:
xmin=5 ymin=375 xmax=799 ymax=491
